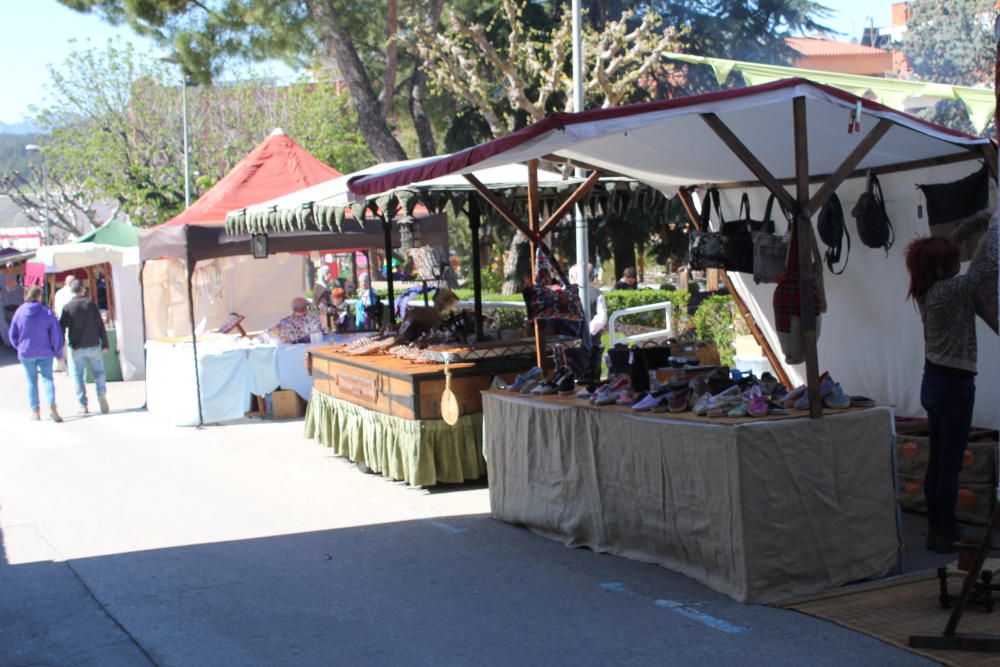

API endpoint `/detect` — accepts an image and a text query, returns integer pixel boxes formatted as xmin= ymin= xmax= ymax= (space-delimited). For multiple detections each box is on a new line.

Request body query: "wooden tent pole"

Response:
xmin=793 ymin=97 xmax=823 ymax=419
xmin=468 ymin=196 xmax=485 ymax=341
xmin=677 ymin=187 xmax=792 ymax=389
xmin=527 ymin=159 xmax=547 ymax=371
xmin=539 ymin=170 xmax=601 ymax=236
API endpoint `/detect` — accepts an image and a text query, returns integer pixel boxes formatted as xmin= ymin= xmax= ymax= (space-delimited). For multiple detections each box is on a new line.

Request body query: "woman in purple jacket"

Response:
xmin=8 ymin=286 xmax=64 ymax=421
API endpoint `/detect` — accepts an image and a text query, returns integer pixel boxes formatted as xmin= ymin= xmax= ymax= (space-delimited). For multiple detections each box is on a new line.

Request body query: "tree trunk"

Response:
xmin=409 ymin=0 xmax=445 ymax=157
xmin=410 ymin=70 xmax=437 ymax=157
xmin=501 ymin=232 xmax=529 ymax=296
xmin=380 ymin=0 xmax=399 ymax=118
xmin=310 ymin=1 xmax=407 ymax=162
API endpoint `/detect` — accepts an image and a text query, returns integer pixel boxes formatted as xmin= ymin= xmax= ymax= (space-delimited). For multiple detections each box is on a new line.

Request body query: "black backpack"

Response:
xmin=817 ymin=193 xmax=849 ymax=275
xmin=852 ymin=172 xmax=894 ymax=254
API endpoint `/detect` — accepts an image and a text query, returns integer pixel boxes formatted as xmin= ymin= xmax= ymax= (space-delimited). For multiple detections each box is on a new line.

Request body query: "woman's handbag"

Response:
xmin=751 ymin=194 xmax=790 ymax=284
xmin=522 ymin=245 xmax=584 ymax=322
xmin=689 ymin=188 xmax=728 ymax=270
xmin=852 ymin=171 xmax=894 ymax=254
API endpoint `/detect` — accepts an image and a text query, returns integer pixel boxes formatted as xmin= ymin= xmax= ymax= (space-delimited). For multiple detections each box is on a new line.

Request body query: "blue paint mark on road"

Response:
xmin=654 ymin=599 xmax=748 ymax=634
xmin=600 ymin=582 xmax=748 ymax=635
xmin=423 ymin=518 xmax=466 ymax=535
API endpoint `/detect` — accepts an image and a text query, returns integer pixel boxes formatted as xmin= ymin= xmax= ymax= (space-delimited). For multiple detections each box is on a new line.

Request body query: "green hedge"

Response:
xmin=692 ymin=295 xmax=750 ymax=367
xmin=604 ymin=289 xmax=690 ymax=330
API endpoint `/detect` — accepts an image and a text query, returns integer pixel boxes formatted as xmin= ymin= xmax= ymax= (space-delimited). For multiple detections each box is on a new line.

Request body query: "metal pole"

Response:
xmin=469 ymin=196 xmax=484 ymax=341
xmin=181 ymin=78 xmax=191 ymax=208
xmin=41 ymin=158 xmax=50 ymax=245
xmin=571 ymin=0 xmax=590 ymax=322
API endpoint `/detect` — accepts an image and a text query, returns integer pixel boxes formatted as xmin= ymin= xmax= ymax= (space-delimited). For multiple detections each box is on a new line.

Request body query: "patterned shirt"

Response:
xmin=268 ymin=310 xmax=325 ymax=344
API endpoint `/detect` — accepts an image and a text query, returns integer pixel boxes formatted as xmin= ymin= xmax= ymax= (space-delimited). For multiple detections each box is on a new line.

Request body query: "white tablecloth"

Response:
xmin=145 ymin=335 xmax=317 ymax=426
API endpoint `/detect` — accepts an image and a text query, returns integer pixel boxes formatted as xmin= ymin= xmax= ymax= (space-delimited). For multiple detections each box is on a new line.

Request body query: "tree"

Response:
xmin=58 ymin=0 xmax=453 ymax=162
xmin=904 ymin=0 xmax=996 ymax=135
xmin=0 ymin=40 xmax=371 ymax=230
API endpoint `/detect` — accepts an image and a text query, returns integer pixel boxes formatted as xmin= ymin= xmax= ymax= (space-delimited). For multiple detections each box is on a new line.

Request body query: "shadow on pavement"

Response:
xmin=1 ymin=513 xmax=939 ymax=667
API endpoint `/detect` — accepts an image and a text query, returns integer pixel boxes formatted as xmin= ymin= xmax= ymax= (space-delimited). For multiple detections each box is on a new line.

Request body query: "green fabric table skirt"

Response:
xmin=304 ymin=391 xmax=486 ymax=487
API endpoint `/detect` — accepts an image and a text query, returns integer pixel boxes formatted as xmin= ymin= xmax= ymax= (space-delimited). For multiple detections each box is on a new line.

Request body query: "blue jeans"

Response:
xmin=21 ymin=357 xmax=55 ymax=410
xmin=920 ymin=366 xmax=976 ymax=537
xmin=71 ymin=346 xmax=106 ymax=407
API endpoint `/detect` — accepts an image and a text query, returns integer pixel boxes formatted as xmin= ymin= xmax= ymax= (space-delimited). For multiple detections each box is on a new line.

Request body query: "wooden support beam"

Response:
xmin=982 ymin=142 xmax=998 ymax=182
xmin=677 ymin=187 xmax=792 ymax=390
xmin=793 ymin=97 xmax=823 ymax=419
xmin=539 ymin=170 xmax=601 ymax=237
xmin=463 ymin=174 xmax=538 ymax=243
xmin=701 ymin=113 xmax=797 ymax=212
xmin=805 ymin=119 xmax=893 ymax=217
xmin=684 ymin=150 xmax=986 ymax=193
xmin=527 ymin=160 xmax=547 ymax=372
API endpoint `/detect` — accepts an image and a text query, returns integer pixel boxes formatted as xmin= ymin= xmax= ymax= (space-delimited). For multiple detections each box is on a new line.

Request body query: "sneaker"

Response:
xmin=508 ymin=367 xmax=542 ymax=392
xmin=748 ymin=394 xmax=769 ymax=418
xmin=793 ymin=373 xmax=835 ymax=409
xmin=592 ymin=376 xmax=630 ymax=403
xmin=575 ymin=385 xmax=595 ymax=400
xmin=77 ymin=404 xmax=89 ymax=416
xmin=531 ymin=379 xmax=559 ymax=395
xmin=615 ymin=390 xmax=636 ymax=406
xmin=491 ymin=376 xmax=509 ymax=391
xmin=727 ymin=402 xmax=749 ymax=418
xmin=556 ymin=372 xmax=577 ymax=395
xmin=823 ymin=383 xmax=850 ymax=410
xmin=49 ymin=406 xmax=63 ymax=423
xmin=631 ymin=392 xmax=665 ymax=411
xmin=30 ymin=409 xmax=40 ymax=421
xmin=667 ymin=389 xmax=690 ymax=413
xmin=779 ymin=384 xmax=807 ymax=408
xmin=98 ymin=395 xmax=109 ymax=414
xmin=850 ymin=395 xmax=876 ymax=408
xmin=519 ymin=378 xmax=542 ymax=394
xmin=593 ymin=387 xmax=624 ymax=406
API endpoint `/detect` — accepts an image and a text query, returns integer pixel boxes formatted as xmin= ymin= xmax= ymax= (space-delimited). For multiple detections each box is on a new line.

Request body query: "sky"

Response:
xmin=0 ymin=0 xmax=899 ymax=126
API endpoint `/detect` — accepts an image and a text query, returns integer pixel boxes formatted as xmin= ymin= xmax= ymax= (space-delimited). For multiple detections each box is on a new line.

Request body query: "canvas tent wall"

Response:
xmin=346 ymin=78 xmax=998 ymax=428
xmin=31 ymin=220 xmax=145 ymax=380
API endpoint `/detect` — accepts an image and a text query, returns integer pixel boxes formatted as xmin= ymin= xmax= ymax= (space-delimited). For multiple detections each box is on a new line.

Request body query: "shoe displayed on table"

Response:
xmin=727 ymin=402 xmax=749 ymax=418
xmin=849 ymin=395 xmax=876 ymax=408
xmin=748 ymin=394 xmax=769 ymax=418
xmin=779 ymin=384 xmax=806 ymax=409
xmin=667 ymin=389 xmax=690 ymax=413
xmin=508 ymin=367 xmax=542 ymax=392
xmin=575 ymin=384 xmax=595 ymax=400
xmin=793 ymin=372 xmax=835 ymax=409
xmin=615 ymin=390 xmax=636 ymax=406
xmin=531 ymin=379 xmax=559 ymax=395
xmin=519 ymin=378 xmax=542 ymax=394
xmin=823 ymin=383 xmax=850 ymax=410
xmin=593 ymin=386 xmax=625 ymax=406
xmin=98 ymin=395 xmax=109 ymax=414
xmin=556 ymin=372 xmax=577 ymax=395
xmin=591 ymin=376 xmax=630 ymax=404
xmin=631 ymin=392 xmax=665 ymax=412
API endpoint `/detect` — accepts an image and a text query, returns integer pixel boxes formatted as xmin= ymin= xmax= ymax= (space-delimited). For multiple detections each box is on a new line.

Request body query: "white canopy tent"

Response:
xmin=32 ymin=242 xmax=145 ymax=380
xmin=347 ymin=78 xmax=998 ymax=427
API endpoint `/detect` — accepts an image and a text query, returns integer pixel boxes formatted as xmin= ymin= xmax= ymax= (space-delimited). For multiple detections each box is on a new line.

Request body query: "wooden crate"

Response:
xmin=308 ymin=348 xmax=531 ymax=421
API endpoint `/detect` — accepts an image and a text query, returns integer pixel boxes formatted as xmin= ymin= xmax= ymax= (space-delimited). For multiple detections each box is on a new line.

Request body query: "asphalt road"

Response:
xmin=0 ymin=346 xmax=938 ymax=666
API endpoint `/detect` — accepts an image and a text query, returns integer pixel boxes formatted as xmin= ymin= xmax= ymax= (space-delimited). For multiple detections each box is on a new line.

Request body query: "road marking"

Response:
xmin=395 ymin=508 xmax=466 ymax=534
xmin=600 ymin=582 xmax=748 ymax=634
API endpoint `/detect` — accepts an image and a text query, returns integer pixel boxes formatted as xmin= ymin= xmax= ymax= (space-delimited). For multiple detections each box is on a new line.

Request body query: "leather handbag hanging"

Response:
xmin=752 ymin=196 xmax=790 ymax=284
xmin=689 ymin=187 xmax=728 ymax=270
xmin=721 ymin=198 xmax=755 ymax=274
xmin=852 ymin=171 xmax=894 ymax=254
xmin=522 ymin=245 xmax=585 ymax=322
xmin=817 ymin=193 xmax=850 ymax=275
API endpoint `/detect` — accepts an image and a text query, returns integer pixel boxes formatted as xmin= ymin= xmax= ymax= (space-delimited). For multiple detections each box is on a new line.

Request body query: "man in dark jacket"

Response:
xmin=59 ymin=280 xmax=110 ymax=414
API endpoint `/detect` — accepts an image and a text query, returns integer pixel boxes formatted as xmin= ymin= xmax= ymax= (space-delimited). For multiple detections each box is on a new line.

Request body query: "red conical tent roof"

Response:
xmin=161 ymin=128 xmax=342 ymax=227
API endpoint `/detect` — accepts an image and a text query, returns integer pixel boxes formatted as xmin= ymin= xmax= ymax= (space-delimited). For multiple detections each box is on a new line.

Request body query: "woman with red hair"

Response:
xmin=906 ymin=212 xmax=997 ymax=553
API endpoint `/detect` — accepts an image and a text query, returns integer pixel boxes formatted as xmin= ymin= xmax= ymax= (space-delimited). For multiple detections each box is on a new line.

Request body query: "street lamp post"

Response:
xmin=571 ymin=0 xmax=590 ymax=322
xmin=158 ymin=55 xmax=191 ymax=208
xmin=24 ymin=144 xmax=50 ymax=245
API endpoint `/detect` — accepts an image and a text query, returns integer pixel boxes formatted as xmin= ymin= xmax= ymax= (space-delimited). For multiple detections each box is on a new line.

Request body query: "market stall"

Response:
xmin=139 ymin=129 xmax=449 ymax=426
xmin=27 ymin=220 xmax=144 ymax=380
xmin=230 ymin=162 xmax=614 ymax=485
xmin=347 ymin=78 xmax=998 ymax=599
